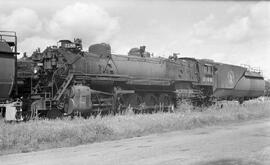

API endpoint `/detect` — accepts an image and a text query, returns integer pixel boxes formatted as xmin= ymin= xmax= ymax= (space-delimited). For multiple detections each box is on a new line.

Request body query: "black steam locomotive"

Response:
xmin=0 ymin=32 xmax=266 ymax=120
xmin=18 ymin=38 xmax=265 ymax=118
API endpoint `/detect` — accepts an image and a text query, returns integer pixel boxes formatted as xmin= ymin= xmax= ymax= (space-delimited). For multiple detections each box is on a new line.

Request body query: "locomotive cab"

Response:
xmin=198 ymin=59 xmax=215 ymax=86
xmin=58 ymin=39 xmax=82 ymax=51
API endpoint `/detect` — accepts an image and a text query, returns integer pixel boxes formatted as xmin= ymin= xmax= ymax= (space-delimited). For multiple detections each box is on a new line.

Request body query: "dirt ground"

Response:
xmin=1 ymin=118 xmax=270 ymax=165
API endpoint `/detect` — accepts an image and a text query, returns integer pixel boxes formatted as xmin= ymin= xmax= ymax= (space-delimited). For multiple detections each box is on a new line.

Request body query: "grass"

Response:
xmin=1 ymin=100 xmax=270 ymax=155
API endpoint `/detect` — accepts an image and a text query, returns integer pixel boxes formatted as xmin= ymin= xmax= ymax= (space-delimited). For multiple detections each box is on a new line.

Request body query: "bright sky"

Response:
xmin=1 ymin=0 xmax=270 ymax=78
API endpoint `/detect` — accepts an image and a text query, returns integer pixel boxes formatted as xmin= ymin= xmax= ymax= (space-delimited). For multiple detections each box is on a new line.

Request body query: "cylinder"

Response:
xmin=65 ymin=85 xmax=92 ymax=114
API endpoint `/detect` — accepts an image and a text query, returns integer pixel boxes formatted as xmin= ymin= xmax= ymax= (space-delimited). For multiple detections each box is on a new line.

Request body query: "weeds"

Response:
xmin=0 ymin=100 xmax=270 ymax=155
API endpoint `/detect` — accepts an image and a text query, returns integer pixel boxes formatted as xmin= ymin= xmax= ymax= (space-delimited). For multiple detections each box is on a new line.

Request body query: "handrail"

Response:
xmin=241 ymin=64 xmax=263 ymax=75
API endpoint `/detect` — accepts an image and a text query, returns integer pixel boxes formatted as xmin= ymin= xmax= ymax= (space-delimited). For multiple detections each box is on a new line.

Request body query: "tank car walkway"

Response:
xmin=1 ymin=119 xmax=270 ymax=165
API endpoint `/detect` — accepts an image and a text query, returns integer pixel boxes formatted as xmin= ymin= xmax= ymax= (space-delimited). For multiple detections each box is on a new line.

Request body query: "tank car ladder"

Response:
xmin=53 ymin=74 xmax=74 ymax=101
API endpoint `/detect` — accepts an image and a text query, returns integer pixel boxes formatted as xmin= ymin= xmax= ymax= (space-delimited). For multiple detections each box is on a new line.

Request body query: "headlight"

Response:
xmin=33 ymin=67 xmax=39 ymax=74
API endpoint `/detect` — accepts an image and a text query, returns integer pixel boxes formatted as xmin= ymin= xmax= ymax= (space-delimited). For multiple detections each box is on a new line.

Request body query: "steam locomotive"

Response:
xmin=0 ymin=32 xmax=266 ymax=120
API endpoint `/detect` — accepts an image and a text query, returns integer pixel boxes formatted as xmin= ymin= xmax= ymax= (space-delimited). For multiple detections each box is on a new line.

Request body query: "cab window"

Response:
xmin=204 ymin=65 xmax=213 ymax=75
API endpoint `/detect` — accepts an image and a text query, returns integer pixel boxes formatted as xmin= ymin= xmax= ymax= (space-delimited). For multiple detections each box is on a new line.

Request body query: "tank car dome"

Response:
xmin=128 ymin=48 xmax=141 ymax=57
xmin=88 ymin=43 xmax=111 ymax=58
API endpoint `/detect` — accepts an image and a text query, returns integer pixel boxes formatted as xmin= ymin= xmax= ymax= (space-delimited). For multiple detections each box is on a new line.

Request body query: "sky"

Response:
xmin=0 ymin=0 xmax=270 ymax=78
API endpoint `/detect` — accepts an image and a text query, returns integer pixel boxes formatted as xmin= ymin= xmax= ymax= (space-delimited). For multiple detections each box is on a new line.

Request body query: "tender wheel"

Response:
xmin=143 ymin=93 xmax=158 ymax=112
xmin=116 ymin=94 xmax=128 ymax=114
xmin=238 ymin=97 xmax=244 ymax=104
xmin=46 ymin=109 xmax=63 ymax=119
xmin=158 ymin=94 xmax=172 ymax=112
xmin=125 ymin=94 xmax=143 ymax=112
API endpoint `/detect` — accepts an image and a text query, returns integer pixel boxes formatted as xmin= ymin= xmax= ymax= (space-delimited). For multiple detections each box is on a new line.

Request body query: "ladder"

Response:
xmin=53 ymin=74 xmax=74 ymax=100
